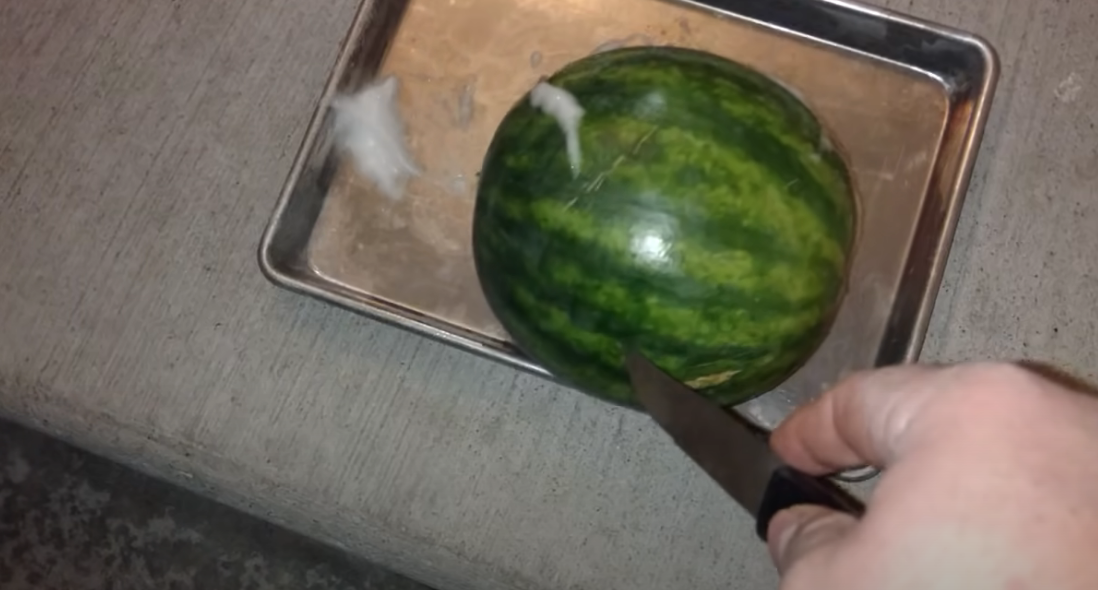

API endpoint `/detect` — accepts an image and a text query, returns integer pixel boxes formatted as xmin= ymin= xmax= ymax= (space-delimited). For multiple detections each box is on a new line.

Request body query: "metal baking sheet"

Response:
xmin=259 ymin=0 xmax=999 ymax=430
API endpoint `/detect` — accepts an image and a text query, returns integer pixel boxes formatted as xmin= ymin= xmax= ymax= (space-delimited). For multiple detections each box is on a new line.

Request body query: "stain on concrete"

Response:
xmin=0 ymin=420 xmax=432 ymax=590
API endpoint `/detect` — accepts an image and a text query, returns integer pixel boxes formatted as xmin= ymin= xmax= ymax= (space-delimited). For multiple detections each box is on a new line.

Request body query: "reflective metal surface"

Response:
xmin=626 ymin=352 xmax=783 ymax=517
xmin=626 ymin=352 xmax=866 ymax=529
xmin=259 ymin=0 xmax=999 ymax=435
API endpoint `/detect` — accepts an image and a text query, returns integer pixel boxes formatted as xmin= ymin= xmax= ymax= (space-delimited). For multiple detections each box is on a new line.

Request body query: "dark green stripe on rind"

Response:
xmin=473 ymin=46 xmax=857 ymax=408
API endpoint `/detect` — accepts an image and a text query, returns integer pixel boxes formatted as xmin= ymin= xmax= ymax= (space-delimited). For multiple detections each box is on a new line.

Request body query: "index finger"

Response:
xmin=769 ymin=363 xmax=947 ymax=475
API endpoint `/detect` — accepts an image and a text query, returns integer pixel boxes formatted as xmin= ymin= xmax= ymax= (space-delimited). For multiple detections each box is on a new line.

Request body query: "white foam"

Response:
xmin=530 ymin=81 xmax=585 ymax=177
xmin=330 ymin=76 xmax=421 ymax=200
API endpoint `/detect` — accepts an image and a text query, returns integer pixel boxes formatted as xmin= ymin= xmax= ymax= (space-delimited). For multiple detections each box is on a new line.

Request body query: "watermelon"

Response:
xmin=472 ymin=46 xmax=858 ymax=409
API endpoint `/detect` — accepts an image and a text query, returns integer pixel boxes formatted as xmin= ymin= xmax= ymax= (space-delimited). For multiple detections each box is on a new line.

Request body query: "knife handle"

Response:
xmin=755 ymin=466 xmax=867 ymax=541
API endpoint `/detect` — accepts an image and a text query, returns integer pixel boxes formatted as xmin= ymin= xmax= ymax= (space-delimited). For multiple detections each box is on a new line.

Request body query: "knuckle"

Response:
xmin=957 ymin=361 xmax=1041 ymax=391
xmin=934 ymin=361 xmax=1053 ymax=419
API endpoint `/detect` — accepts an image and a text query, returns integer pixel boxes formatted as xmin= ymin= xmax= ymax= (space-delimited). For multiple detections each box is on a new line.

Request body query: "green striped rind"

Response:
xmin=473 ymin=46 xmax=857 ymax=408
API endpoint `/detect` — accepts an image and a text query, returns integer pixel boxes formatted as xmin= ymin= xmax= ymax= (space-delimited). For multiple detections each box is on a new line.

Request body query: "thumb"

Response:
xmin=767 ymin=505 xmax=857 ymax=575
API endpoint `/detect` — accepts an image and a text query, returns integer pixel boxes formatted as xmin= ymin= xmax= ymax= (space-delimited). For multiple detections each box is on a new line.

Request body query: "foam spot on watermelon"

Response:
xmin=530 ymin=81 xmax=586 ymax=177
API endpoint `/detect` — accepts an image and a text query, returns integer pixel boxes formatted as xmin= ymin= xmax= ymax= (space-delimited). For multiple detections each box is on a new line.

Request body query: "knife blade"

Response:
xmin=625 ymin=351 xmax=865 ymax=541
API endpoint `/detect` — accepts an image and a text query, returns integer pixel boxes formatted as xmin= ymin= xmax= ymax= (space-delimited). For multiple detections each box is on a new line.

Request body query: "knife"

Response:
xmin=625 ymin=351 xmax=865 ymax=541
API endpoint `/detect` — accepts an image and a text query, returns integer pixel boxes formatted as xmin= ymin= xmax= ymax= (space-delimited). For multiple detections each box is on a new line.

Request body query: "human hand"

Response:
xmin=766 ymin=362 xmax=1098 ymax=590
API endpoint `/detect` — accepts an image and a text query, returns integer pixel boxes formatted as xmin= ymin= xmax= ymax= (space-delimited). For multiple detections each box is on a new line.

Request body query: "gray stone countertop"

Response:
xmin=1 ymin=1 xmax=1095 ymax=589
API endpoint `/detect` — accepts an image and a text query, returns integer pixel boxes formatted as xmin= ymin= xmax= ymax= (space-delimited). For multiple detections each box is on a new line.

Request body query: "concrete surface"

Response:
xmin=0 ymin=418 xmax=431 ymax=590
xmin=0 ymin=0 xmax=1095 ymax=590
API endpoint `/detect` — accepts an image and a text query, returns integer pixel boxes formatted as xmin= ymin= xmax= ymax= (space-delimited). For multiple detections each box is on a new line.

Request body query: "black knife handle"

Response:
xmin=755 ymin=466 xmax=867 ymax=541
